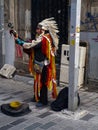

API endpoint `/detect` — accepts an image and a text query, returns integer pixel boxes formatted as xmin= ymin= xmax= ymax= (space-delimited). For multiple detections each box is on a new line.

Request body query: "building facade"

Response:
xmin=1 ymin=0 xmax=98 ymax=84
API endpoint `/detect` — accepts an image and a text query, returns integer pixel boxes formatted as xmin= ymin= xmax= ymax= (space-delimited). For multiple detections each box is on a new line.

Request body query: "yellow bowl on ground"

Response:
xmin=9 ymin=101 xmax=21 ymax=109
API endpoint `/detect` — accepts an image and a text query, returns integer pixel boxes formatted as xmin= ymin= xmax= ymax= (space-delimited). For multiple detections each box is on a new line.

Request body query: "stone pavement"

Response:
xmin=0 ymin=75 xmax=98 ymax=130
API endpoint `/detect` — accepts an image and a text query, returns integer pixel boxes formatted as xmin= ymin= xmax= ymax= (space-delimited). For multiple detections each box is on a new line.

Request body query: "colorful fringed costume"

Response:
xmin=42 ymin=34 xmax=57 ymax=96
xmin=33 ymin=33 xmax=58 ymax=102
xmin=11 ymin=17 xmax=59 ymax=106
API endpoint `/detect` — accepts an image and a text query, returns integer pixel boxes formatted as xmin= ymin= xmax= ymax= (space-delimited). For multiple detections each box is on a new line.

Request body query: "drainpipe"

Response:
xmin=0 ymin=0 xmax=5 ymax=68
xmin=68 ymin=0 xmax=81 ymax=111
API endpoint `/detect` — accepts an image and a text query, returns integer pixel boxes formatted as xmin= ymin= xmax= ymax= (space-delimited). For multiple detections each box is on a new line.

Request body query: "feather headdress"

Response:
xmin=38 ymin=17 xmax=59 ymax=50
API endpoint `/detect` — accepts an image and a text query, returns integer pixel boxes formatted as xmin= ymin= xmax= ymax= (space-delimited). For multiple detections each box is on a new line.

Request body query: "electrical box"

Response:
xmin=59 ymin=44 xmax=86 ymax=88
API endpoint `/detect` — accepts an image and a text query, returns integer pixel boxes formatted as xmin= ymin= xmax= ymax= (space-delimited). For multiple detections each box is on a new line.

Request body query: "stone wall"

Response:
xmin=4 ymin=0 xmax=31 ymax=73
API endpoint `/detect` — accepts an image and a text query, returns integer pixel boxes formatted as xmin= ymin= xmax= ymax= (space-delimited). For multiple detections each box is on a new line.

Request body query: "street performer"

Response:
xmin=10 ymin=18 xmax=59 ymax=107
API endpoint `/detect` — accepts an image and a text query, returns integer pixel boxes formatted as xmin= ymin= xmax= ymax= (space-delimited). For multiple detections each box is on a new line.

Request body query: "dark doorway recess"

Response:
xmin=31 ymin=0 xmax=70 ymax=64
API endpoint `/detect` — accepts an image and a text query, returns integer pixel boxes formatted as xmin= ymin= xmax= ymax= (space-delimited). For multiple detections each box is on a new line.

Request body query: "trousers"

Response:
xmin=40 ymin=65 xmax=48 ymax=105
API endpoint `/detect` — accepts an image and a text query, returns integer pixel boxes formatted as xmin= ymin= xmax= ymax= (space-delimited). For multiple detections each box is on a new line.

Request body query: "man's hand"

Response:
xmin=23 ymin=43 xmax=33 ymax=49
xmin=9 ymin=30 xmax=18 ymax=39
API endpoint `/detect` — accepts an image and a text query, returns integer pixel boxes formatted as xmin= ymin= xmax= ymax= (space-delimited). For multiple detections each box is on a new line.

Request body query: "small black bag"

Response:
xmin=51 ymin=87 xmax=80 ymax=111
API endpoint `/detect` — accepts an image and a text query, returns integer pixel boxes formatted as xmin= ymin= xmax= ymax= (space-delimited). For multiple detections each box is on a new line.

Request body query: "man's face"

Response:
xmin=36 ymin=27 xmax=42 ymax=35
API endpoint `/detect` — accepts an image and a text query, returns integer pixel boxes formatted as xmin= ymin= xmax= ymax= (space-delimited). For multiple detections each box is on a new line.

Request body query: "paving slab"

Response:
xmin=0 ymin=75 xmax=98 ymax=130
